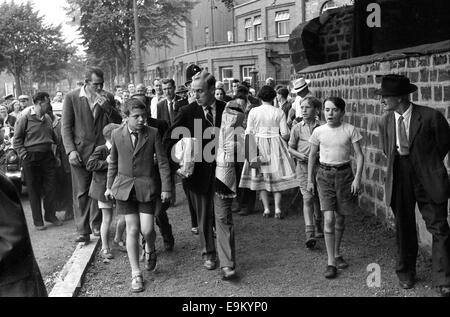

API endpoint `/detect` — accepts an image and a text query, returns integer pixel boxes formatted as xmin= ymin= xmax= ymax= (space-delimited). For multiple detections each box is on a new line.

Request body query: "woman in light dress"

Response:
xmin=239 ymin=85 xmax=297 ymax=219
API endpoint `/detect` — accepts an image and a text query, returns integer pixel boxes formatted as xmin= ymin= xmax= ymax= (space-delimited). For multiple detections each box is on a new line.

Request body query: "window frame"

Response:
xmin=275 ymin=10 xmax=290 ymax=38
xmin=244 ymin=18 xmax=253 ymax=42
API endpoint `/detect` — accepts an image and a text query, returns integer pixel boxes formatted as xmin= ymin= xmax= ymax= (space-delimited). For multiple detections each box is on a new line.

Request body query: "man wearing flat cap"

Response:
xmin=378 ymin=74 xmax=450 ymax=297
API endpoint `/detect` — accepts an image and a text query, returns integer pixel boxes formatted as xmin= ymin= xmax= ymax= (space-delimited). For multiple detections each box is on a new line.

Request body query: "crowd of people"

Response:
xmin=0 ymin=65 xmax=449 ymax=297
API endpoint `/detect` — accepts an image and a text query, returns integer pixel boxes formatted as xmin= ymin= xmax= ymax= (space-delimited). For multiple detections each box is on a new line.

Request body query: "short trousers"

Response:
xmin=315 ymin=164 xmax=357 ymax=215
xmin=296 ymin=162 xmax=314 ymax=200
xmin=98 ymin=200 xmax=113 ymax=209
xmin=116 ymin=187 xmax=156 ymax=215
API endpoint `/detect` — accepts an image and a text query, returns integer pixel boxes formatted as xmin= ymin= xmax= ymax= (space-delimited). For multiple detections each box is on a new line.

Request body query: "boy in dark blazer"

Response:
xmin=105 ymin=99 xmax=172 ymax=293
xmin=87 ymin=123 xmax=121 ymax=260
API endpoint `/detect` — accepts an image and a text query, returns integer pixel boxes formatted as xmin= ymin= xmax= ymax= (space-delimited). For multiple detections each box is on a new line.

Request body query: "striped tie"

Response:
xmin=397 ymin=115 xmax=409 ymax=155
xmin=206 ymin=106 xmax=214 ymax=127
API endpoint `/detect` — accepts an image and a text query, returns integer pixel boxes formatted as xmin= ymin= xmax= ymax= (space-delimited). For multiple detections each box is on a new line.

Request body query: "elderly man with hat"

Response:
xmin=378 ymin=74 xmax=450 ymax=297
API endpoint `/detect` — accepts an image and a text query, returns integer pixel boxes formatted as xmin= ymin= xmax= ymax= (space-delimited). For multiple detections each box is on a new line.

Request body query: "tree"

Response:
xmin=0 ymin=1 xmax=74 ymax=95
xmin=66 ymin=0 xmax=195 ymax=84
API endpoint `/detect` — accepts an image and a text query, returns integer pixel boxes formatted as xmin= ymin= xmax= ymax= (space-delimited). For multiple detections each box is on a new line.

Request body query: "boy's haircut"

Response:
xmin=231 ymin=79 xmax=240 ymax=84
xmin=301 ymin=96 xmax=322 ymax=110
xmin=103 ymin=123 xmax=121 ymax=139
xmin=85 ymin=67 xmax=104 ymax=83
xmin=235 ymin=84 xmax=249 ymax=100
xmin=277 ymin=87 xmax=289 ymax=99
xmin=32 ymin=92 xmax=50 ymax=105
xmin=162 ymin=78 xmax=175 ymax=87
xmin=257 ymin=85 xmax=277 ymax=102
xmin=123 ymin=98 xmax=147 ymax=116
xmin=325 ymin=96 xmax=346 ymax=112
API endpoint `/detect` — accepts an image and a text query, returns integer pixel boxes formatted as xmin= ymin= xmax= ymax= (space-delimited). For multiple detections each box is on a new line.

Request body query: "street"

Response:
xmin=20 ymin=188 xmax=78 ymax=293
xmin=77 ymin=185 xmax=438 ymax=297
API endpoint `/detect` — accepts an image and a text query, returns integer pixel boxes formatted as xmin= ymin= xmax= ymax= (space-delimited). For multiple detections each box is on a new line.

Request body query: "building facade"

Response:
xmin=143 ymin=0 xmax=352 ymax=90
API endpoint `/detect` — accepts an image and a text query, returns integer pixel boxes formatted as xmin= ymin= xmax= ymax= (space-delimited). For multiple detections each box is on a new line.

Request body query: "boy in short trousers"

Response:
xmin=105 ymin=99 xmax=172 ymax=292
xmin=307 ymin=97 xmax=364 ymax=279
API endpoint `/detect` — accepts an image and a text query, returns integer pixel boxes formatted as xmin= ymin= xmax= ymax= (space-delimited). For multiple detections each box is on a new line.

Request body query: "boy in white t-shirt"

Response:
xmin=307 ymin=97 xmax=364 ymax=279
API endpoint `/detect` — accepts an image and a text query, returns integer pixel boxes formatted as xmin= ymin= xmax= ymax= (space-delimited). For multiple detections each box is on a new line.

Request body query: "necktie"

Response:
xmin=397 ymin=115 xmax=409 ymax=155
xmin=205 ymin=106 xmax=214 ymax=127
xmin=131 ymin=132 xmax=139 ymax=149
xmin=169 ymin=101 xmax=174 ymax=123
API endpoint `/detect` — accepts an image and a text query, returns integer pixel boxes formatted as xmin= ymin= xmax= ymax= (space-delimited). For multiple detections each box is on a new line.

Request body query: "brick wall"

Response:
xmin=319 ymin=6 xmax=353 ymax=62
xmin=297 ymin=41 xmax=450 ymax=244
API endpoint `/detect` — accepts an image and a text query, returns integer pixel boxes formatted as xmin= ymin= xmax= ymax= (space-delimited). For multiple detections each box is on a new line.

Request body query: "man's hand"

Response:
xmin=295 ymin=153 xmax=308 ymax=162
xmin=351 ymin=178 xmax=361 ymax=196
xmin=104 ymin=188 xmax=114 ymax=201
xmin=69 ymin=151 xmax=82 ymax=167
xmin=161 ymin=191 xmax=172 ymax=204
xmin=307 ymin=180 xmax=315 ymax=193
xmin=224 ymin=141 xmax=236 ymax=155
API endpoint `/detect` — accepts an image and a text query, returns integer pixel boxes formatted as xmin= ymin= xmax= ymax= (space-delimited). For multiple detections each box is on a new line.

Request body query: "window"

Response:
xmin=244 ymin=18 xmax=253 ymax=42
xmin=275 ymin=11 xmax=290 ymax=37
xmin=242 ymin=65 xmax=256 ymax=85
xmin=253 ymin=16 xmax=262 ymax=40
xmin=221 ymin=67 xmax=234 ymax=92
xmin=205 ymin=27 xmax=210 ymax=46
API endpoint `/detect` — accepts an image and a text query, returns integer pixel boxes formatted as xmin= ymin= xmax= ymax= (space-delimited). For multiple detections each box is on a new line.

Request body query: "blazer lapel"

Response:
xmin=133 ymin=128 xmax=149 ymax=157
xmin=121 ymin=126 xmax=134 ymax=155
xmin=408 ymin=104 xmax=422 ymax=146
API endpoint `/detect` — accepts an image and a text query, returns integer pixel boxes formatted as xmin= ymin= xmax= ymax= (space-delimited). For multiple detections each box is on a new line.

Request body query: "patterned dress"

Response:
xmin=239 ymin=104 xmax=297 ymax=192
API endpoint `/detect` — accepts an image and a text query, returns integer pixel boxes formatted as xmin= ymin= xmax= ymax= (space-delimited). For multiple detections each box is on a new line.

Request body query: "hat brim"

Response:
xmin=374 ymin=84 xmax=418 ymax=96
xmin=291 ymin=84 xmax=308 ymax=94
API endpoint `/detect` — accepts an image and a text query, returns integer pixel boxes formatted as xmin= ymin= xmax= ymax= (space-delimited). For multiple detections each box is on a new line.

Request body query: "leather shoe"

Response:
xmin=164 ymin=240 xmax=174 ymax=252
xmin=204 ymin=259 xmax=217 ymax=270
xmin=437 ymin=286 xmax=450 ymax=297
xmin=335 ymin=256 xmax=349 ymax=269
xmin=45 ymin=216 xmax=63 ymax=226
xmin=399 ymin=279 xmax=415 ymax=289
xmin=221 ymin=267 xmax=237 ymax=280
xmin=144 ymin=251 xmax=157 ymax=271
xmin=131 ymin=274 xmax=144 ymax=293
xmin=75 ymin=234 xmax=90 ymax=244
xmin=324 ymin=265 xmax=337 ymax=279
xmin=191 ymin=227 xmax=199 ymax=235
xmin=238 ymin=209 xmax=249 ymax=216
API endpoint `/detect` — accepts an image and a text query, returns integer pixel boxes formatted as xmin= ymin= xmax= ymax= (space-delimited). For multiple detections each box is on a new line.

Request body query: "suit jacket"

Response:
xmin=0 ymin=173 xmax=47 ymax=297
xmin=61 ymin=88 xmax=122 ymax=165
xmin=3 ymin=115 xmax=16 ymax=128
xmin=157 ymin=96 xmax=189 ymax=127
xmin=86 ymin=145 xmax=109 ymax=202
xmin=165 ymin=100 xmax=226 ymax=194
xmin=379 ymin=103 xmax=450 ymax=206
xmin=107 ymin=125 xmax=171 ymax=202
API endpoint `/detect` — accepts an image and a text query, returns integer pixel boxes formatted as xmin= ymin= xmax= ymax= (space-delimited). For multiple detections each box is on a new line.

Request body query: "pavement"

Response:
xmin=73 ymin=187 xmax=442 ymax=297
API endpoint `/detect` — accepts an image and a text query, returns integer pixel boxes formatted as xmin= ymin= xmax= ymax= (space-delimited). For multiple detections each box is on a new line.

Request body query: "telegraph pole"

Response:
xmin=133 ymin=0 xmax=143 ymax=84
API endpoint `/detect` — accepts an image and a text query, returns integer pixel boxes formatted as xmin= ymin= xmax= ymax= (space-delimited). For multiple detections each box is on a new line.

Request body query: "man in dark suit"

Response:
xmin=157 ymin=79 xmax=199 ymax=236
xmin=0 ymin=172 xmax=47 ymax=297
xmin=165 ymin=70 xmax=226 ymax=270
xmin=378 ymin=74 xmax=450 ymax=297
xmin=62 ymin=67 xmax=122 ymax=244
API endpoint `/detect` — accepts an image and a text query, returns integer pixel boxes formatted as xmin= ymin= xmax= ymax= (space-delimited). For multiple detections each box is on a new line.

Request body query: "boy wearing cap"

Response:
xmin=378 ymin=74 xmax=450 ymax=297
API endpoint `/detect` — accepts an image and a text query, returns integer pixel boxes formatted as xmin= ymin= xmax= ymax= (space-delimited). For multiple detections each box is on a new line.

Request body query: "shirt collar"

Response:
xmin=300 ymin=118 xmax=320 ymax=127
xmin=79 ymin=85 xmax=89 ymax=98
xmin=106 ymin=140 xmax=112 ymax=150
xmin=203 ymin=101 xmax=216 ymax=111
xmin=394 ymin=103 xmax=413 ymax=119
xmin=30 ymin=107 xmax=45 ymax=120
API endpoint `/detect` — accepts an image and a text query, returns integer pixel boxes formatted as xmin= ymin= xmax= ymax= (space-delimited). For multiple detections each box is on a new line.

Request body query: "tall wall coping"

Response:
xmin=298 ymin=40 xmax=450 ymax=74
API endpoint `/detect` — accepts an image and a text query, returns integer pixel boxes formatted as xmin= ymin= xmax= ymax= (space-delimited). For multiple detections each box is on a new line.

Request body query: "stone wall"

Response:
xmin=297 ymin=40 xmax=450 ymax=248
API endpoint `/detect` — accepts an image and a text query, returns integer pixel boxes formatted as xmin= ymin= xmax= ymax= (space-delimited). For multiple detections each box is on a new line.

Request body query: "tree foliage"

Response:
xmin=220 ymin=0 xmax=235 ymax=10
xmin=0 ymin=1 xmax=74 ymax=95
xmin=66 ymin=0 xmax=195 ymax=83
